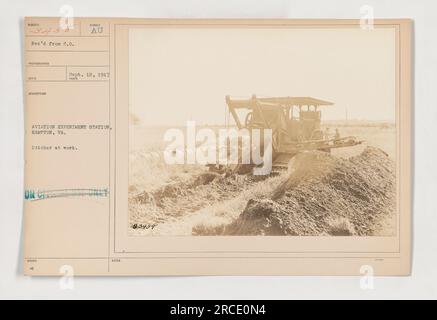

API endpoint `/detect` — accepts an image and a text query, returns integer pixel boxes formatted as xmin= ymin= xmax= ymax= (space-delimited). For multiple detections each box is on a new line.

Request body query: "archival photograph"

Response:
xmin=128 ymin=26 xmax=397 ymax=237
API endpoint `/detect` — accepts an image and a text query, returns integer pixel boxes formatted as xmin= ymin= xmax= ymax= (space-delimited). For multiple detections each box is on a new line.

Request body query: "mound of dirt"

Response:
xmin=130 ymin=169 xmax=271 ymax=223
xmin=218 ymin=146 xmax=396 ymax=236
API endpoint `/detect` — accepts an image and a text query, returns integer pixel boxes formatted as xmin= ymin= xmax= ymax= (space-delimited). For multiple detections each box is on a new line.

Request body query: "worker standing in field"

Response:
xmin=324 ymin=127 xmax=331 ymax=140
xmin=335 ymin=128 xmax=340 ymax=140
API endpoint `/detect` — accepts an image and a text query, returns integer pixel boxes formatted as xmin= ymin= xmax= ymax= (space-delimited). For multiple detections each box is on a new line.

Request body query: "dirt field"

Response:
xmin=128 ymin=121 xmax=396 ymax=236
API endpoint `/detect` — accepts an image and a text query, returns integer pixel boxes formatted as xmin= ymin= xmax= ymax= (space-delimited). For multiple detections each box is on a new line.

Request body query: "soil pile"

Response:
xmin=130 ymin=170 xmax=270 ymax=226
xmin=220 ymin=146 xmax=396 ymax=236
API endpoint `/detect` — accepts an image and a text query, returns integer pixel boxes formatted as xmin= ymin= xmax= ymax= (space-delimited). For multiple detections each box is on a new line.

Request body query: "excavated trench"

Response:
xmin=129 ymin=146 xmax=396 ymax=236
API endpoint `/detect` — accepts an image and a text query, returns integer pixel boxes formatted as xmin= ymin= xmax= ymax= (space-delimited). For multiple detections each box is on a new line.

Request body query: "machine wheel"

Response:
xmin=311 ymin=129 xmax=323 ymax=140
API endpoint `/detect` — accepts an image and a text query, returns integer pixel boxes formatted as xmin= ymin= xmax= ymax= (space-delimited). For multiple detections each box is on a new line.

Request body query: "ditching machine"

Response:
xmin=225 ymin=95 xmax=362 ymax=168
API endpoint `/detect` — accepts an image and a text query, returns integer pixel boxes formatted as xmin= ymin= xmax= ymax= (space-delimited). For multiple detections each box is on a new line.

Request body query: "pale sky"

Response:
xmin=129 ymin=26 xmax=396 ymax=126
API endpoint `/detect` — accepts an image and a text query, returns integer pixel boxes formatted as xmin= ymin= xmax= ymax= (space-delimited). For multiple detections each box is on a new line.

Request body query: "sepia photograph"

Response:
xmin=128 ymin=26 xmax=397 ymax=237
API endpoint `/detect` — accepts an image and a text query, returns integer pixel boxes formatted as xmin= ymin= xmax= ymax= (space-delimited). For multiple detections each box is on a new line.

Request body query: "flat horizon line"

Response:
xmin=131 ymin=119 xmax=396 ymax=128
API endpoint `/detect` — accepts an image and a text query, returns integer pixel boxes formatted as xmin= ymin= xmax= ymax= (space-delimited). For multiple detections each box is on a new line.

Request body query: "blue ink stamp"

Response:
xmin=24 ymin=188 xmax=109 ymax=201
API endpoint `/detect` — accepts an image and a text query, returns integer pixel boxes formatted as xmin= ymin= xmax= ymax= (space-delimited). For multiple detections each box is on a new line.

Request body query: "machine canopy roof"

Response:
xmin=226 ymin=96 xmax=334 ymax=109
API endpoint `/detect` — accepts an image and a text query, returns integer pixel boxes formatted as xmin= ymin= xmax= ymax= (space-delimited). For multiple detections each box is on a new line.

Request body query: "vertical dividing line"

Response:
xmin=108 ymin=24 xmax=112 ymax=273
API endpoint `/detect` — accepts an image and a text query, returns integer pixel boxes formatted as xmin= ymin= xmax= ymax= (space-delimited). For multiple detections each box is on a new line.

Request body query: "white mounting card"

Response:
xmin=23 ymin=18 xmax=412 ymax=276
